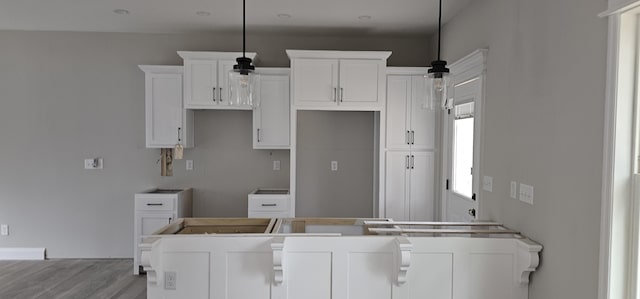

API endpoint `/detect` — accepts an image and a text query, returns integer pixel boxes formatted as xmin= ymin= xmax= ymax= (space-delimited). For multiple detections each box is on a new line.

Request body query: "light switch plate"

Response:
xmin=186 ymin=160 xmax=193 ymax=170
xmin=510 ymin=181 xmax=517 ymax=199
xmin=482 ymin=176 xmax=493 ymax=192
xmin=331 ymin=161 xmax=338 ymax=171
xmin=273 ymin=160 xmax=281 ymax=171
xmin=519 ymin=183 xmax=534 ymax=205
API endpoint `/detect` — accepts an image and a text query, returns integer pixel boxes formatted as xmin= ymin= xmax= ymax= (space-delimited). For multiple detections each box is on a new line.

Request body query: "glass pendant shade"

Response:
xmin=424 ymin=60 xmax=454 ymax=110
xmin=228 ymin=58 xmax=256 ymax=107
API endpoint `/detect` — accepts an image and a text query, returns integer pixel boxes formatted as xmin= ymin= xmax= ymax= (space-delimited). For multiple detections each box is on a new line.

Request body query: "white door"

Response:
xmin=184 ymin=60 xmax=218 ymax=108
xmin=410 ymin=76 xmax=437 ymax=150
xmin=218 ymin=60 xmax=236 ymax=104
xmin=409 ymin=151 xmax=435 ymax=221
xmin=292 ymin=58 xmax=338 ymax=106
xmin=254 ymin=73 xmax=290 ymax=149
xmin=338 ymin=59 xmax=380 ymax=105
xmin=146 ymin=73 xmax=183 ymax=148
xmin=385 ymin=151 xmax=410 ymax=220
xmin=443 ymin=77 xmax=482 ymax=222
xmin=386 ymin=75 xmax=411 ymax=150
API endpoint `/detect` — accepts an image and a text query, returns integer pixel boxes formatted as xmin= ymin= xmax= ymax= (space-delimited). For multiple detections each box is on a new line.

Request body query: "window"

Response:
xmin=452 ymin=102 xmax=475 ymax=198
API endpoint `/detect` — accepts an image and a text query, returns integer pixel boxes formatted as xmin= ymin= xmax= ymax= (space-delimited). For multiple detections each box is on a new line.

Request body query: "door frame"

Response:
xmin=440 ymin=49 xmax=488 ymax=221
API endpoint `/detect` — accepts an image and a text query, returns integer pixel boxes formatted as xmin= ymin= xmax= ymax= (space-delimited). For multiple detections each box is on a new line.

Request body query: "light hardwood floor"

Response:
xmin=0 ymin=259 xmax=146 ymax=299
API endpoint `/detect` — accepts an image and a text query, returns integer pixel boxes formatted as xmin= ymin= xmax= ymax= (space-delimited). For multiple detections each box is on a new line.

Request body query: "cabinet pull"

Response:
xmin=177 ymin=127 xmax=182 ymax=142
xmin=333 ymin=87 xmax=337 ymax=102
xmin=257 ymin=128 xmax=261 ymax=142
xmin=219 ymin=87 xmax=223 ymax=102
xmin=411 ymin=130 xmax=415 ymax=144
xmin=262 ymin=203 xmax=277 ymax=207
xmin=406 ymin=131 xmax=410 ymax=145
xmin=340 ymin=87 xmax=344 ymax=102
xmin=213 ymin=87 xmax=217 ymax=102
xmin=411 ymin=155 xmax=415 ymax=169
xmin=147 ymin=203 xmax=163 ymax=206
xmin=405 ymin=155 xmax=410 ymax=169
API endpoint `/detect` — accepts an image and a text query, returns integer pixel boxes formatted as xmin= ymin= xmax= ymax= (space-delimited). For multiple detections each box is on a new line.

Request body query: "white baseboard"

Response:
xmin=0 ymin=248 xmax=45 ymax=260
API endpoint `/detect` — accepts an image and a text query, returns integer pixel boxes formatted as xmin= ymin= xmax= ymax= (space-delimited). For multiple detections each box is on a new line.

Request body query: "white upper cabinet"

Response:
xmin=287 ymin=50 xmax=390 ymax=110
xmin=178 ymin=51 xmax=256 ymax=110
xmin=386 ymin=73 xmax=436 ymax=150
xmin=253 ymin=68 xmax=290 ymax=149
xmin=139 ymin=65 xmax=193 ymax=148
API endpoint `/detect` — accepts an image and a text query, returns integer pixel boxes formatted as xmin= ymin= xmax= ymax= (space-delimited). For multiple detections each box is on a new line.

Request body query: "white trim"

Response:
xmin=0 ymin=248 xmax=45 ymax=260
xmin=386 ymin=67 xmax=429 ymax=75
xmin=286 ymin=49 xmax=392 ymax=60
xmin=600 ymin=0 xmax=640 ymax=17
xmin=177 ymin=51 xmax=257 ymax=61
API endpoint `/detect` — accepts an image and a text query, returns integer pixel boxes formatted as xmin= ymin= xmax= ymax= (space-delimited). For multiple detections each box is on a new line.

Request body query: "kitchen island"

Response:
xmin=141 ymin=218 xmax=541 ymax=299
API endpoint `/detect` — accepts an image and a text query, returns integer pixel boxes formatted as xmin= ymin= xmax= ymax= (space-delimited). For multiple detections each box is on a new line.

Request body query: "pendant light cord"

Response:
xmin=243 ymin=0 xmax=246 ymax=58
xmin=437 ymin=0 xmax=442 ymax=60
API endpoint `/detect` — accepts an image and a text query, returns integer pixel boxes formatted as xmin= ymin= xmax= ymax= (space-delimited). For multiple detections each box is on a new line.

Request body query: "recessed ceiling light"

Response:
xmin=113 ymin=9 xmax=130 ymax=15
xmin=277 ymin=13 xmax=292 ymax=19
xmin=196 ymin=11 xmax=211 ymax=17
xmin=358 ymin=15 xmax=372 ymax=21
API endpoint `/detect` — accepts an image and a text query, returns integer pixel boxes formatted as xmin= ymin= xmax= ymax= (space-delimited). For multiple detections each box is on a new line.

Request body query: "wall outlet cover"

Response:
xmin=331 ymin=161 xmax=338 ymax=171
xmin=519 ymin=183 xmax=534 ymax=205
xmin=273 ymin=160 xmax=281 ymax=171
xmin=164 ymin=271 xmax=176 ymax=290
xmin=482 ymin=176 xmax=493 ymax=192
xmin=0 ymin=225 xmax=8 ymax=236
xmin=186 ymin=160 xmax=193 ymax=170
xmin=84 ymin=158 xmax=103 ymax=170
xmin=510 ymin=181 xmax=517 ymax=199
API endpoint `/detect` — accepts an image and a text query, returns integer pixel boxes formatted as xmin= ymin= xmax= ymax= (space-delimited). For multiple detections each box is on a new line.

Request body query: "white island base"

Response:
xmin=142 ymin=222 xmax=541 ymax=299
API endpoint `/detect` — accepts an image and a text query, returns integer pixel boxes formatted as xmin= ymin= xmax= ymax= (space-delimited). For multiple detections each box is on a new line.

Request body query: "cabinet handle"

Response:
xmin=147 ymin=203 xmax=163 ymax=206
xmin=257 ymin=128 xmax=261 ymax=142
xmin=340 ymin=87 xmax=344 ymax=102
xmin=213 ymin=87 xmax=217 ymax=102
xmin=411 ymin=155 xmax=415 ymax=169
xmin=406 ymin=131 xmax=410 ymax=145
xmin=262 ymin=203 xmax=277 ymax=207
xmin=177 ymin=127 xmax=182 ymax=143
xmin=405 ymin=155 xmax=410 ymax=169
xmin=219 ymin=87 xmax=223 ymax=102
xmin=333 ymin=87 xmax=337 ymax=102
xmin=411 ymin=130 xmax=415 ymax=145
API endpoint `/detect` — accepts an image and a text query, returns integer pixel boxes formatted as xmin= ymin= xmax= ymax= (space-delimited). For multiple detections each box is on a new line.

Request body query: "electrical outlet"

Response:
xmin=186 ymin=160 xmax=193 ymax=170
xmin=273 ymin=160 xmax=281 ymax=171
xmin=510 ymin=181 xmax=517 ymax=199
xmin=164 ymin=271 xmax=177 ymax=290
xmin=331 ymin=161 xmax=338 ymax=171
xmin=84 ymin=158 xmax=103 ymax=170
xmin=519 ymin=183 xmax=534 ymax=205
xmin=482 ymin=176 xmax=493 ymax=192
xmin=1 ymin=224 xmax=8 ymax=236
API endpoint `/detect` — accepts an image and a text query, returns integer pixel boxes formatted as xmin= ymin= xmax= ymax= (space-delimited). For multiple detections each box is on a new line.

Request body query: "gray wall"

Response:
xmin=0 ymin=31 xmax=429 ymax=258
xmin=296 ymin=111 xmax=375 ymax=217
xmin=438 ymin=0 xmax=607 ymax=298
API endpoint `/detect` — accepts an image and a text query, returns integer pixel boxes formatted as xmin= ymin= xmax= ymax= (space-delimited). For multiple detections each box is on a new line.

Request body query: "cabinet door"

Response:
xmin=409 ymin=152 xmax=435 ymax=221
xmin=292 ymin=58 xmax=338 ymax=106
xmin=410 ymin=76 xmax=436 ymax=150
xmin=184 ymin=60 xmax=218 ymax=108
xmin=254 ymin=74 xmax=290 ymax=149
xmin=145 ymin=73 xmax=183 ymax=148
xmin=338 ymin=59 xmax=381 ymax=106
xmin=386 ymin=75 xmax=411 ymax=150
xmin=385 ymin=151 xmax=410 ymax=220
xmin=218 ymin=60 xmax=236 ymax=104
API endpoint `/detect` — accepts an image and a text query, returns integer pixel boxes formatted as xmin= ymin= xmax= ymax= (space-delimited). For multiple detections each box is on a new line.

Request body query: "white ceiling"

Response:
xmin=0 ymin=0 xmax=471 ymax=36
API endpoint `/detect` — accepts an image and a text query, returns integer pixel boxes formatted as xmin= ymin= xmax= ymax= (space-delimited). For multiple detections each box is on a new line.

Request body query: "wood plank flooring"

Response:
xmin=0 ymin=259 xmax=146 ymax=299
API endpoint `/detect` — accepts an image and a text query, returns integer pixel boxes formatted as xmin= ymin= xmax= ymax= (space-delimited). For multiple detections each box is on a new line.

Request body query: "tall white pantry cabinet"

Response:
xmin=385 ymin=71 xmax=437 ymax=221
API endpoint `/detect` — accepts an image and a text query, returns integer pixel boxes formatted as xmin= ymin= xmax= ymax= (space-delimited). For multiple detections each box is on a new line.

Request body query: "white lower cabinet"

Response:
xmin=248 ymin=188 xmax=292 ymax=218
xmin=133 ymin=189 xmax=192 ymax=275
xmin=385 ymin=151 xmax=434 ymax=221
xmin=253 ymin=69 xmax=290 ymax=149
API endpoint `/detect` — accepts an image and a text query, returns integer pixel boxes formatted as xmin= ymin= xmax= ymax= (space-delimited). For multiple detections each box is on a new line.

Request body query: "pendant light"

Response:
xmin=228 ymin=0 xmax=256 ymax=107
xmin=425 ymin=0 xmax=454 ymax=110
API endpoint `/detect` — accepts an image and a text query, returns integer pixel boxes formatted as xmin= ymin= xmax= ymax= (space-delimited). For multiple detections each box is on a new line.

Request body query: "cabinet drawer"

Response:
xmin=248 ymin=196 xmax=290 ymax=212
xmin=248 ymin=211 xmax=291 ymax=218
xmin=135 ymin=197 xmax=174 ymax=211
